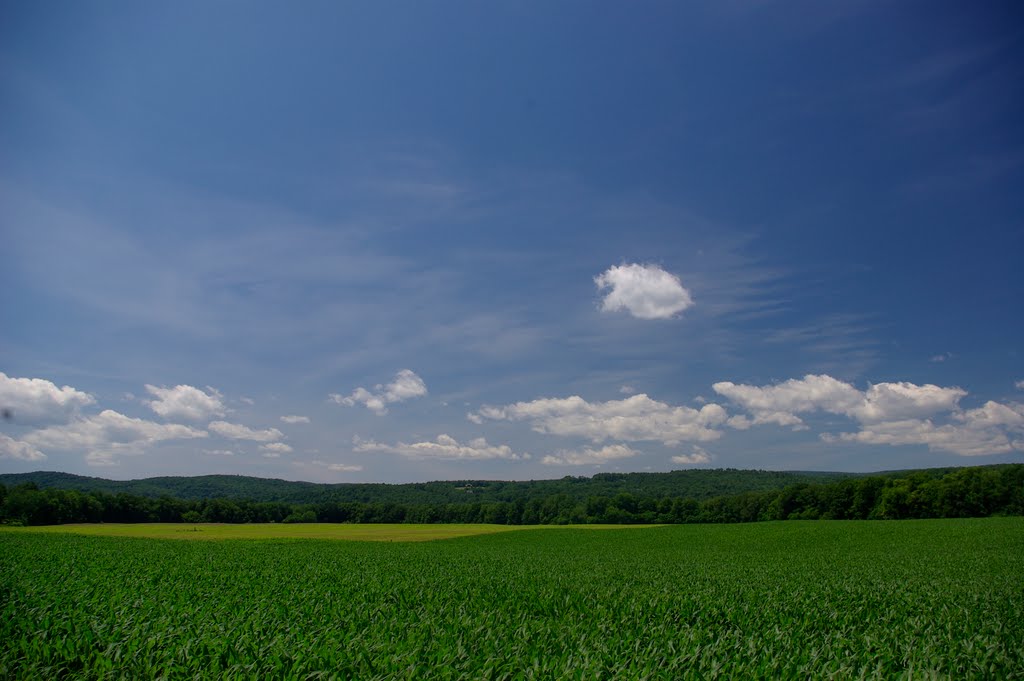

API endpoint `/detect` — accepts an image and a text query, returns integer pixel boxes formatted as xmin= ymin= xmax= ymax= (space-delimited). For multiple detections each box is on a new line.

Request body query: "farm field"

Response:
xmin=0 ymin=522 xmax=638 ymax=542
xmin=2 ymin=519 xmax=1023 ymax=679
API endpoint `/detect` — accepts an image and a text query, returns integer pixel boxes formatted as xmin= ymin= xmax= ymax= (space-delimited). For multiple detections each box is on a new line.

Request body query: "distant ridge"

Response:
xmin=0 ymin=467 xmax=965 ymax=505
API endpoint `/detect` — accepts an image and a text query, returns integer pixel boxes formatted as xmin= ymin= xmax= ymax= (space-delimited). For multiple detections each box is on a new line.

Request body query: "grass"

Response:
xmin=2 ymin=518 xmax=1022 ymax=679
xmin=0 ymin=522 xmax=654 ymax=542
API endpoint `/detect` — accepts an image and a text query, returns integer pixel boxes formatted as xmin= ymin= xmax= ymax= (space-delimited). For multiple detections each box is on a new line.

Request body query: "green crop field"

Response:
xmin=2 ymin=519 xmax=1023 ymax=679
xmin=0 ymin=522 xmax=653 ymax=542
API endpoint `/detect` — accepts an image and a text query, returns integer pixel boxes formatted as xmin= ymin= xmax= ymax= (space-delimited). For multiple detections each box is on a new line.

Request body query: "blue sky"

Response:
xmin=2 ymin=0 xmax=1022 ymax=482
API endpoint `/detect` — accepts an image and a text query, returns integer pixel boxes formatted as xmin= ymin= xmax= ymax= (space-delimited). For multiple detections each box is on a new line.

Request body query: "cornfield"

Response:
xmin=2 ymin=519 xmax=1022 ymax=679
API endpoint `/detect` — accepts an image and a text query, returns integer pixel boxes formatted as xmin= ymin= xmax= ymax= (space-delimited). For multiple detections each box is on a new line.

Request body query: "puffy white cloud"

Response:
xmin=713 ymin=375 xmax=965 ymax=426
xmin=208 ymin=421 xmax=283 ymax=442
xmin=824 ymin=416 xmax=1024 ymax=457
xmin=330 ymin=369 xmax=427 ymax=415
xmin=595 ymin=263 xmax=693 ymax=320
xmin=260 ymin=442 xmax=294 ymax=457
xmin=542 ymin=444 xmax=640 ymax=466
xmin=280 ymin=415 xmax=311 ymax=424
xmin=476 ymin=394 xmax=727 ymax=445
xmin=331 ymin=387 xmax=386 ymax=413
xmin=144 ymin=384 xmax=225 ymax=421
xmin=1016 ymin=380 xmax=1024 ymax=390
xmin=204 ymin=449 xmax=236 ymax=456
xmin=619 ymin=385 xmax=637 ymax=394
xmin=713 ymin=375 xmax=862 ymax=425
xmin=716 ymin=373 xmax=1020 ymax=457
xmin=671 ymin=446 xmax=712 ymax=465
xmin=23 ymin=409 xmax=207 ymax=465
xmin=852 ymin=382 xmax=967 ymax=422
xmin=0 ymin=372 xmax=95 ymax=424
xmin=0 ymin=434 xmax=46 ymax=461
xmin=354 ymin=434 xmax=528 ymax=460
xmin=383 ymin=369 xmax=429 ymax=402
xmin=954 ymin=401 xmax=1024 ymax=429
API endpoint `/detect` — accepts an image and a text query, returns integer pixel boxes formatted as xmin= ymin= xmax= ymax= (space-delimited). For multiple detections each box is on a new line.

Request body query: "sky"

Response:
xmin=1 ymin=1 xmax=1023 ymax=483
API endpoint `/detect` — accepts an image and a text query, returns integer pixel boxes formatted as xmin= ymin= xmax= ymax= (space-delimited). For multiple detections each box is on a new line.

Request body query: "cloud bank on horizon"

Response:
xmin=2 ymin=368 xmax=1022 ymax=474
xmin=1 ymin=2 xmax=1021 ymax=481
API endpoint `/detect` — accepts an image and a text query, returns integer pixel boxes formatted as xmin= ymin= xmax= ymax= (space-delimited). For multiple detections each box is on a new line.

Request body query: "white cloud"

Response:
xmin=726 ymin=411 xmax=807 ymax=431
xmin=465 ymin=412 xmax=484 ymax=424
xmin=383 ymin=369 xmax=429 ymax=402
xmin=0 ymin=434 xmax=46 ymax=461
xmin=330 ymin=369 xmax=427 ymax=415
xmin=240 ymin=397 xmax=256 ymax=405
xmin=85 ymin=451 xmax=119 ymax=467
xmin=1016 ymin=380 xmax=1024 ymax=390
xmin=713 ymin=375 xmax=965 ymax=426
xmin=312 ymin=459 xmax=364 ymax=472
xmin=713 ymin=375 xmax=862 ymax=426
xmin=954 ymin=401 xmax=1024 ymax=429
xmin=204 ymin=449 xmax=236 ymax=456
xmin=715 ymin=373 xmax=1023 ymax=457
xmin=261 ymin=442 xmax=294 ymax=457
xmin=541 ymin=444 xmax=640 ymax=466
xmin=23 ymin=409 xmax=207 ymax=465
xmin=594 ymin=263 xmax=693 ymax=320
xmin=280 ymin=415 xmax=311 ymax=424
xmin=671 ymin=445 xmax=712 ymax=465
xmin=208 ymin=420 xmax=283 ymax=442
xmin=930 ymin=352 xmax=953 ymax=362
xmin=852 ymin=382 xmax=967 ymax=422
xmin=331 ymin=387 xmax=385 ymax=413
xmin=144 ymin=384 xmax=225 ymax=421
xmin=476 ymin=394 xmax=727 ymax=445
xmin=824 ymin=416 xmax=1024 ymax=457
xmin=354 ymin=434 xmax=528 ymax=460
xmin=619 ymin=385 xmax=637 ymax=395
xmin=0 ymin=372 xmax=95 ymax=424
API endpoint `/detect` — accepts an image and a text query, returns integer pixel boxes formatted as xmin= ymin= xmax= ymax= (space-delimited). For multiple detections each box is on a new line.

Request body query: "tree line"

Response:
xmin=0 ymin=468 xmax=857 ymax=505
xmin=1 ymin=464 xmax=1021 ymax=527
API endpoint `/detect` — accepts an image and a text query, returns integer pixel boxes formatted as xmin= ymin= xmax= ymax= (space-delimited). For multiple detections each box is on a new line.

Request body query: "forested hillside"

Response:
xmin=0 ymin=468 xmax=860 ymax=505
xmin=1 ymin=464 xmax=1020 ymax=526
